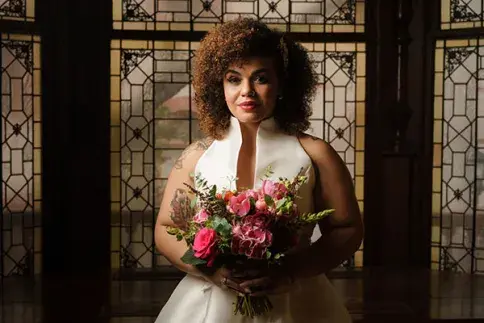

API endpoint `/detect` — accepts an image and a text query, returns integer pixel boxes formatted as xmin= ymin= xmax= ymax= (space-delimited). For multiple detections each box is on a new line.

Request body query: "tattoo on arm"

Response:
xmin=174 ymin=137 xmax=214 ymax=170
xmin=169 ymin=188 xmax=195 ymax=229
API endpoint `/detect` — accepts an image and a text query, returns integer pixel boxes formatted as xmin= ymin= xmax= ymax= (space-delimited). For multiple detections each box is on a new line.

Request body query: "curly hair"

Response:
xmin=192 ymin=18 xmax=318 ymax=140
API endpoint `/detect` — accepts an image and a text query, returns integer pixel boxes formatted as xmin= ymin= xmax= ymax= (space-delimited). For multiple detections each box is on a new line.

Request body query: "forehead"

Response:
xmin=227 ymin=57 xmax=276 ymax=73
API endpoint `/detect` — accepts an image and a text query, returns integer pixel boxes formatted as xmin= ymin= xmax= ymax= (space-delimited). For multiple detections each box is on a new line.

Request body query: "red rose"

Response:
xmin=193 ymin=228 xmax=218 ymax=266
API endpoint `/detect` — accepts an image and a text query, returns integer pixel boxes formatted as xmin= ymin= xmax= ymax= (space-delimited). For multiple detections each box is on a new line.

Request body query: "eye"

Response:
xmin=226 ymin=75 xmax=240 ymax=84
xmin=254 ymin=75 xmax=269 ymax=84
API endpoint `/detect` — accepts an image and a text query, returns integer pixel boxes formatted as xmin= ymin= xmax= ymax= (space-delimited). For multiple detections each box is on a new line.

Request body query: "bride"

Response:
xmin=154 ymin=18 xmax=363 ymax=323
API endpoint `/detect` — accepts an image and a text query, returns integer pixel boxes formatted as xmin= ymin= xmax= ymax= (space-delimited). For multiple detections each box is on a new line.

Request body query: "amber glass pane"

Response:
xmin=441 ymin=0 xmax=483 ymax=29
xmin=113 ymin=0 xmax=365 ymax=33
xmin=432 ymin=39 xmax=484 ymax=273
xmin=0 ymin=0 xmax=35 ymax=22
xmin=1 ymin=33 xmax=41 ymax=277
xmin=110 ymin=40 xmax=197 ymax=269
xmin=305 ymin=42 xmax=365 ymax=268
xmin=110 ymin=39 xmax=366 ymax=270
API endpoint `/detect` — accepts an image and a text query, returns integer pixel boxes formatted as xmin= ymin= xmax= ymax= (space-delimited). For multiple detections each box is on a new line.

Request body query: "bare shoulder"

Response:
xmin=298 ymin=133 xmax=337 ymax=164
xmin=173 ymin=137 xmax=214 ymax=172
xmin=297 ymin=135 xmax=360 ymax=226
xmin=297 ymin=132 xmax=353 ymax=184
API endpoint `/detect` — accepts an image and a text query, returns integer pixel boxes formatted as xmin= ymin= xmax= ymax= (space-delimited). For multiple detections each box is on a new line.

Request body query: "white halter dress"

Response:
xmin=155 ymin=117 xmax=352 ymax=323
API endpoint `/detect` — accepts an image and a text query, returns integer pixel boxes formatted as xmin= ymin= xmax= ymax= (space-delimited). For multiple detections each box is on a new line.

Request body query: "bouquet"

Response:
xmin=166 ymin=167 xmax=334 ymax=318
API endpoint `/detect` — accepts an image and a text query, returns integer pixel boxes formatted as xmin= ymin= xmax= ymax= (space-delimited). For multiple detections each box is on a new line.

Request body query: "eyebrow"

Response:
xmin=225 ymin=68 xmax=270 ymax=76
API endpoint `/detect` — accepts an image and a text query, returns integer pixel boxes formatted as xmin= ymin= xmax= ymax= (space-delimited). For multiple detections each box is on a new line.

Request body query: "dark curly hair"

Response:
xmin=192 ymin=18 xmax=318 ymax=140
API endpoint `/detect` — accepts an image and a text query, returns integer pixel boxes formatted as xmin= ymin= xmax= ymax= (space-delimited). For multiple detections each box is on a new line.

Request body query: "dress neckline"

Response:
xmin=227 ymin=116 xmax=278 ymax=138
xmin=222 ymin=116 xmax=279 ymax=190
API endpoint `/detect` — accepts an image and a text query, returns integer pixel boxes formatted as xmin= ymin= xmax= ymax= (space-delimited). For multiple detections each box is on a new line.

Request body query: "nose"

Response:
xmin=240 ymin=80 xmax=255 ymax=97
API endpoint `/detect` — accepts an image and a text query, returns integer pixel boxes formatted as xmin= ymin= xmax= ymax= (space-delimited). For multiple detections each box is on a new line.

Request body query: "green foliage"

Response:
xmin=181 ymin=248 xmax=207 ymax=266
xmin=262 ymin=165 xmax=274 ymax=179
xmin=297 ymin=209 xmax=335 ymax=225
xmin=264 ymin=194 xmax=274 ymax=206
xmin=212 ymin=216 xmax=232 ymax=237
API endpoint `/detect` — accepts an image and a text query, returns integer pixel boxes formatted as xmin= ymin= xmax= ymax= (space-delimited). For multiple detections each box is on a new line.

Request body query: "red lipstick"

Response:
xmin=239 ymin=101 xmax=257 ymax=110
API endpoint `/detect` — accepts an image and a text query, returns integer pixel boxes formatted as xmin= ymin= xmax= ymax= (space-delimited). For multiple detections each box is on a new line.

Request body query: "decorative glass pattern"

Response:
xmin=112 ymin=0 xmax=365 ymax=33
xmin=1 ymin=33 xmax=42 ymax=277
xmin=432 ymin=39 xmax=484 ymax=273
xmin=110 ymin=40 xmax=198 ymax=269
xmin=0 ymin=0 xmax=35 ymax=22
xmin=110 ymin=40 xmax=365 ymax=269
xmin=304 ymin=42 xmax=365 ymax=268
xmin=441 ymin=0 xmax=484 ymax=29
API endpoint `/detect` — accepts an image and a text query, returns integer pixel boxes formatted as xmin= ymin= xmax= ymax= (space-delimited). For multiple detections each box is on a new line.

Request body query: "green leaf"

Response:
xmin=264 ymin=194 xmax=274 ymax=206
xmin=181 ymin=248 xmax=207 ymax=266
xmin=266 ymin=251 xmax=272 ymax=259
xmin=176 ymin=233 xmax=183 ymax=241
xmin=275 ymin=198 xmax=287 ymax=209
xmin=249 ymin=197 xmax=256 ymax=208
xmin=210 ymin=185 xmax=217 ymax=196
xmin=190 ymin=197 xmax=198 ymax=209
xmin=166 ymin=227 xmax=179 ymax=235
xmin=212 ymin=216 xmax=232 ymax=236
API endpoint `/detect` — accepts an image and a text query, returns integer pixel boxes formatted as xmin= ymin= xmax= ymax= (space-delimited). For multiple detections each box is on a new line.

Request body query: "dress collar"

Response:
xmin=228 ymin=116 xmax=278 ymax=138
xmin=220 ymin=116 xmax=279 ymax=190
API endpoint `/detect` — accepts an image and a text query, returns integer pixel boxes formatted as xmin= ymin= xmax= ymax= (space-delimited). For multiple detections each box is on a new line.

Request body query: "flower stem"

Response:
xmin=233 ymin=294 xmax=273 ymax=318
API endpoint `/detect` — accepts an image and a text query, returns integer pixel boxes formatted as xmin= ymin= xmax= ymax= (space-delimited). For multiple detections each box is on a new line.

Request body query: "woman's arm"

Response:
xmin=285 ymin=135 xmax=364 ymax=278
xmin=154 ymin=138 xmax=213 ymax=277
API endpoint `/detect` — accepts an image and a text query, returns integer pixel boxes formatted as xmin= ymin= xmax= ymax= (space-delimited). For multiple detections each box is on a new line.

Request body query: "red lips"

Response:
xmin=239 ymin=101 xmax=257 ymax=110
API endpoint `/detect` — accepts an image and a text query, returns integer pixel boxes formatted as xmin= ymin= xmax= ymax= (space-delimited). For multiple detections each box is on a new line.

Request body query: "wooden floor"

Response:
xmin=1 ymin=267 xmax=484 ymax=323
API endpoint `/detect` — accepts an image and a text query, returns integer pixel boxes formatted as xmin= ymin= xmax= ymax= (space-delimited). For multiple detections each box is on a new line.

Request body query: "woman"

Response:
xmin=154 ymin=18 xmax=363 ymax=322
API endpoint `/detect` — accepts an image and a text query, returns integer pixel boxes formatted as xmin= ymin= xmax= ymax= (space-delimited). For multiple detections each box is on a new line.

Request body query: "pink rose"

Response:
xmin=193 ymin=228 xmax=218 ymax=266
xmin=229 ymin=193 xmax=251 ymax=216
xmin=255 ymin=199 xmax=267 ymax=211
xmin=231 ymin=224 xmax=273 ymax=259
xmin=246 ymin=189 xmax=260 ymax=200
xmin=193 ymin=209 xmax=210 ymax=224
xmin=261 ymin=180 xmax=288 ymax=199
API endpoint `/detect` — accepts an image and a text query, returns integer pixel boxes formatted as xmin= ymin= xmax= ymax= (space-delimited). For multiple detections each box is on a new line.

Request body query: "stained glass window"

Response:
xmin=0 ymin=0 xmax=35 ymax=22
xmin=110 ymin=40 xmax=366 ymax=269
xmin=112 ymin=0 xmax=365 ymax=33
xmin=441 ymin=0 xmax=483 ymax=29
xmin=1 ymin=33 xmax=42 ymax=277
xmin=432 ymin=39 xmax=484 ymax=273
xmin=303 ymin=42 xmax=365 ymax=268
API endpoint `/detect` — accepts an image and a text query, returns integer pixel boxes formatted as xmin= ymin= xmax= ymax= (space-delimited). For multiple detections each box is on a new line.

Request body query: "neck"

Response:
xmin=238 ymin=121 xmax=260 ymax=144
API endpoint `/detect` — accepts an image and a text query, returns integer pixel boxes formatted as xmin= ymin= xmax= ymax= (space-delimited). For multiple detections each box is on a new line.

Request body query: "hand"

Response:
xmin=202 ymin=267 xmax=247 ymax=294
xmin=229 ymin=259 xmax=269 ymax=281
xmin=238 ymin=267 xmax=295 ymax=297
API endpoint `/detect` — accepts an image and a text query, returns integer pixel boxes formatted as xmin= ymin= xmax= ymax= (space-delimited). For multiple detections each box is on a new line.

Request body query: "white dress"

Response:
xmin=155 ymin=117 xmax=352 ymax=323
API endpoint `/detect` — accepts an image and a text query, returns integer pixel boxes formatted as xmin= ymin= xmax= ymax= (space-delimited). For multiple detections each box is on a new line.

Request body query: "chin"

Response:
xmin=233 ymin=113 xmax=265 ymax=124
xmin=232 ymin=108 xmax=270 ymax=124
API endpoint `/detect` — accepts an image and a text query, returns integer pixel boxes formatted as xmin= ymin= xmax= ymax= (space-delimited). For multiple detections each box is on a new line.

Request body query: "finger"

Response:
xmin=239 ymin=276 xmax=271 ymax=292
xmin=222 ymin=277 xmax=246 ymax=294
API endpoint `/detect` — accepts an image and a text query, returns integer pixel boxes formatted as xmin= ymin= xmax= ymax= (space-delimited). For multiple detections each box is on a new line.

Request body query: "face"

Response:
xmin=223 ymin=57 xmax=279 ymax=124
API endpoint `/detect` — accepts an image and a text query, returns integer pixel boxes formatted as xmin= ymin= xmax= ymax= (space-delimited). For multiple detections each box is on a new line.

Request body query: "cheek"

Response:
xmin=223 ymin=85 xmax=237 ymax=105
xmin=259 ymin=86 xmax=278 ymax=104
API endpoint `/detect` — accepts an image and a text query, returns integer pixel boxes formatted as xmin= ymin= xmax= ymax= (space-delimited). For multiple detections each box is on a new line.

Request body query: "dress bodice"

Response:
xmin=194 ymin=116 xmax=317 ymax=245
